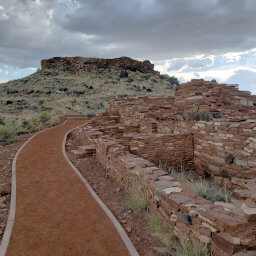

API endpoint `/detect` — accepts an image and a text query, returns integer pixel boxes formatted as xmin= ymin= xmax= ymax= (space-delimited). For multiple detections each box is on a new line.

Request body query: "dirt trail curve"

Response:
xmin=1 ymin=120 xmax=137 ymax=256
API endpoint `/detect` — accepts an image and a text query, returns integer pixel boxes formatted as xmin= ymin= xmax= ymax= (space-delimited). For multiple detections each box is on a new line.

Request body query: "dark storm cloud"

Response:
xmin=0 ymin=0 xmax=256 ymax=68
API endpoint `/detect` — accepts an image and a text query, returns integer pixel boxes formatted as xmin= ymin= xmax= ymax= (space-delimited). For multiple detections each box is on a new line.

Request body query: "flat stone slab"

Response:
xmin=77 ymin=145 xmax=96 ymax=156
xmin=70 ymin=149 xmax=85 ymax=159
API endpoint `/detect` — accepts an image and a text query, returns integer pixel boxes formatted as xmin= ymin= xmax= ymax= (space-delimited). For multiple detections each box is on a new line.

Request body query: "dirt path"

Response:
xmin=5 ymin=120 xmax=132 ymax=256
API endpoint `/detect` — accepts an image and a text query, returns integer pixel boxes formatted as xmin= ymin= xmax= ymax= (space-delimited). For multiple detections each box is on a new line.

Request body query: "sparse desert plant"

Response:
xmin=173 ymin=238 xmax=209 ymax=256
xmin=37 ymin=111 xmax=52 ymax=123
xmin=0 ymin=117 xmax=4 ymax=125
xmin=159 ymin=164 xmax=232 ymax=203
xmin=127 ymin=184 xmax=149 ymax=213
xmin=0 ymin=126 xmax=16 ymax=146
xmin=147 ymin=213 xmax=175 ymax=246
xmin=192 ymin=179 xmax=232 ymax=203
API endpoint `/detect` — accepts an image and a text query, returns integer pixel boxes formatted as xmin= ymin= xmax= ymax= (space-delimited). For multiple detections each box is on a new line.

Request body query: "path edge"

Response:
xmin=62 ymin=125 xmax=140 ymax=256
xmin=0 ymin=120 xmax=68 ymax=256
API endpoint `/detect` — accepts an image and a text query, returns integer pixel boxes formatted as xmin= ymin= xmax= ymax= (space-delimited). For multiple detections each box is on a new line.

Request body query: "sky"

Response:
xmin=0 ymin=0 xmax=256 ymax=93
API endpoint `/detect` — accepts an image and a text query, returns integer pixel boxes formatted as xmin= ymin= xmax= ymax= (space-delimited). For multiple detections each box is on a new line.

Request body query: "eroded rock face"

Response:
xmin=41 ymin=56 xmax=155 ymax=74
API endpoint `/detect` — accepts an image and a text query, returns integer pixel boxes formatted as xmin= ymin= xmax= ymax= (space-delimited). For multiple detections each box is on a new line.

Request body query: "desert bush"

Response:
xmin=168 ymin=76 xmax=179 ymax=85
xmin=127 ymin=184 xmax=149 ymax=213
xmin=0 ymin=117 xmax=4 ymax=125
xmin=147 ymin=213 xmax=175 ymax=246
xmin=0 ymin=126 xmax=16 ymax=146
xmin=37 ymin=111 xmax=52 ymax=123
xmin=160 ymin=164 xmax=232 ymax=203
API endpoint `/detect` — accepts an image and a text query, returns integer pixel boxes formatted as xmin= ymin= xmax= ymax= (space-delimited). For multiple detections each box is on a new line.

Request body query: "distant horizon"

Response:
xmin=1 ymin=50 xmax=256 ymax=95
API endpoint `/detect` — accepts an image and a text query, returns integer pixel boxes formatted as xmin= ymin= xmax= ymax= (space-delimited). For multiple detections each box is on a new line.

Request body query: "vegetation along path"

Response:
xmin=3 ymin=119 xmax=136 ymax=256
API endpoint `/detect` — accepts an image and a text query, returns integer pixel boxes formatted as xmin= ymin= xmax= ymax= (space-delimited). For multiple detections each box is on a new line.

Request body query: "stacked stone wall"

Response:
xmin=77 ymin=79 xmax=256 ymax=255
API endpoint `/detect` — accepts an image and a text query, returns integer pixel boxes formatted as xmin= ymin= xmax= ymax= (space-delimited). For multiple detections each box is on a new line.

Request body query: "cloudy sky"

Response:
xmin=0 ymin=0 xmax=256 ymax=93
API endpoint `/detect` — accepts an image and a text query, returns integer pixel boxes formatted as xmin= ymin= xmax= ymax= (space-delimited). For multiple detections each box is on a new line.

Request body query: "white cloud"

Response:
xmin=0 ymin=68 xmax=2 ymax=73
xmin=0 ymin=79 xmax=8 ymax=84
xmin=224 ymin=51 xmax=243 ymax=63
xmin=171 ymin=66 xmax=256 ymax=84
xmin=0 ymin=5 xmax=9 ymax=21
xmin=4 ymin=70 xmax=9 ymax=75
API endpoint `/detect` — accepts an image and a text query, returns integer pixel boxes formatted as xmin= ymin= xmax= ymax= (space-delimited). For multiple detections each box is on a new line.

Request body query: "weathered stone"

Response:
xmin=212 ymin=233 xmax=241 ymax=256
xmin=162 ymin=187 xmax=182 ymax=195
xmin=70 ymin=150 xmax=85 ymax=159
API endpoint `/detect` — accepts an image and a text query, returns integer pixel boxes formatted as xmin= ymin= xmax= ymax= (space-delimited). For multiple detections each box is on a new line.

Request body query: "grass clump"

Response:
xmin=175 ymin=239 xmax=209 ymax=256
xmin=160 ymin=164 xmax=232 ymax=203
xmin=147 ymin=213 xmax=175 ymax=246
xmin=0 ymin=126 xmax=16 ymax=146
xmin=127 ymin=185 xmax=149 ymax=213
xmin=153 ymin=238 xmax=211 ymax=256
xmin=192 ymin=180 xmax=232 ymax=203
xmin=37 ymin=111 xmax=52 ymax=123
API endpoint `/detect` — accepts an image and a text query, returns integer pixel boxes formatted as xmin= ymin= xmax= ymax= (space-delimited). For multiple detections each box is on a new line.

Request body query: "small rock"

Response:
xmin=125 ymin=226 xmax=132 ymax=233
xmin=118 ymin=214 xmax=124 ymax=220
xmin=116 ymin=188 xmax=121 ymax=192
xmin=127 ymin=210 xmax=132 ymax=214
xmin=120 ymin=219 xmax=126 ymax=224
xmin=135 ymin=236 xmax=140 ymax=242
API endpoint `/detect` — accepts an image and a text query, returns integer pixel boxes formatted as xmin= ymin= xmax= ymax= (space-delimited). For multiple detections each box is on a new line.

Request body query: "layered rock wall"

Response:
xmin=41 ymin=56 xmax=155 ymax=74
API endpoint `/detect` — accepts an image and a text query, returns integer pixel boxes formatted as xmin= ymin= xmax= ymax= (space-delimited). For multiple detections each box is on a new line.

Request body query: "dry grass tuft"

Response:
xmin=159 ymin=164 xmax=232 ymax=203
xmin=127 ymin=184 xmax=149 ymax=213
xmin=147 ymin=213 xmax=175 ymax=246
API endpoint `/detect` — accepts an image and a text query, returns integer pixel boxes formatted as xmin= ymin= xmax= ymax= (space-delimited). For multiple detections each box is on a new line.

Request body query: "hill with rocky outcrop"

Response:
xmin=0 ymin=57 xmax=178 ymax=132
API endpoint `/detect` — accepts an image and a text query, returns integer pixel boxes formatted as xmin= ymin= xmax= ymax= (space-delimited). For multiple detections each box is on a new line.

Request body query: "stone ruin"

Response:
xmin=70 ymin=79 xmax=256 ymax=256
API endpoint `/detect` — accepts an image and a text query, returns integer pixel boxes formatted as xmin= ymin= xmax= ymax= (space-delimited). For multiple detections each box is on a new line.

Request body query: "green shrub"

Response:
xmin=0 ymin=126 xmax=16 ymax=146
xmin=147 ymin=213 xmax=175 ymax=246
xmin=37 ymin=111 xmax=52 ymax=123
xmin=160 ymin=164 xmax=232 ymax=203
xmin=127 ymin=185 xmax=149 ymax=213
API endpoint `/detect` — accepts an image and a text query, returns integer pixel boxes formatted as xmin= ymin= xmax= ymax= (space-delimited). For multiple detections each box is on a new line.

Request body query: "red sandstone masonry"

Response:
xmin=73 ymin=80 xmax=256 ymax=256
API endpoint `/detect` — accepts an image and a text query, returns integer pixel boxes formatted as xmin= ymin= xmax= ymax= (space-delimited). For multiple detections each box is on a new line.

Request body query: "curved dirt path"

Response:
xmin=4 ymin=120 xmax=133 ymax=256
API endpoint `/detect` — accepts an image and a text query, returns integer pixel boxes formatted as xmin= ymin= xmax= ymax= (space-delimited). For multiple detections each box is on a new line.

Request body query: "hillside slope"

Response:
xmin=0 ymin=56 xmax=178 ymax=136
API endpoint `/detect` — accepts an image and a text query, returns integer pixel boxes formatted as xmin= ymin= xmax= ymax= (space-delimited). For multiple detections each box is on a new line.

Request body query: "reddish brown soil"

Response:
xmin=67 ymin=137 xmax=163 ymax=256
xmin=0 ymin=133 xmax=38 ymax=241
xmin=6 ymin=120 xmax=131 ymax=256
